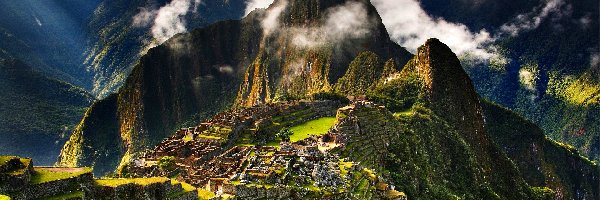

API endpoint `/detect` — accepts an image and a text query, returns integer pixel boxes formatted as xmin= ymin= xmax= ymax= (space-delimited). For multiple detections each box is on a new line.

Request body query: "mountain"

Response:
xmin=0 ymin=58 xmax=93 ymax=165
xmin=421 ymin=0 xmax=600 ymax=162
xmin=115 ymin=38 xmax=597 ymax=199
xmin=55 ymin=0 xmax=599 ymax=198
xmin=368 ymin=38 xmax=598 ymax=199
xmin=59 ymin=0 xmax=411 ymax=175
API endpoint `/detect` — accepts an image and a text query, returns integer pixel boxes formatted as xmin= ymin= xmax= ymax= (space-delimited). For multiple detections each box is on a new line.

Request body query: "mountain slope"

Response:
xmin=482 ymin=100 xmax=599 ymax=199
xmin=378 ymin=39 xmax=533 ymax=199
xmin=0 ymin=59 xmax=93 ymax=165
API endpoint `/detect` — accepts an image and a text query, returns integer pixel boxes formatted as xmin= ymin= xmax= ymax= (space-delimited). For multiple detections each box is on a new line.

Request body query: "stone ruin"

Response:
xmin=125 ymin=100 xmax=407 ymax=199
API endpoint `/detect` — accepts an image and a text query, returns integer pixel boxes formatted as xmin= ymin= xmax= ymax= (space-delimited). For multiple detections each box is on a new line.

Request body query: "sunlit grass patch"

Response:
xmin=31 ymin=167 xmax=92 ymax=184
xmin=198 ymin=188 xmax=215 ymax=200
xmin=95 ymin=177 xmax=168 ymax=187
xmin=289 ymin=117 xmax=336 ymax=142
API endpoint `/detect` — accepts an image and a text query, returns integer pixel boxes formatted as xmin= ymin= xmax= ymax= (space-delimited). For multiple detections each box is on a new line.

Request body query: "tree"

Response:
xmin=277 ymin=128 xmax=294 ymax=142
xmin=158 ymin=156 xmax=176 ymax=170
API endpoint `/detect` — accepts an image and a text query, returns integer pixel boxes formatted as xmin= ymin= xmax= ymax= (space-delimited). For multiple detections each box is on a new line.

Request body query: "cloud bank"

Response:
xmin=372 ymin=0 xmax=569 ymax=60
xmin=371 ymin=0 xmax=493 ymax=59
xmin=133 ymin=0 xmax=201 ymax=43
xmin=245 ymin=0 xmax=274 ymax=16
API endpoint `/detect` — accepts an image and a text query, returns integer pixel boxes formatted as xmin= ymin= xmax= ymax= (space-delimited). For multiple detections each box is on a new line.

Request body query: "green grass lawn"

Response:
xmin=288 ymin=117 xmax=336 ymax=142
xmin=30 ymin=167 xmax=92 ymax=184
xmin=0 ymin=194 xmax=10 ymax=200
xmin=95 ymin=177 xmax=168 ymax=187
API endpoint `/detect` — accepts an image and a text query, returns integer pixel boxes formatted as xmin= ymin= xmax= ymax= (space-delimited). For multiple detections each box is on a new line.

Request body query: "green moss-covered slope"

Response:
xmin=334 ymin=51 xmax=383 ymax=95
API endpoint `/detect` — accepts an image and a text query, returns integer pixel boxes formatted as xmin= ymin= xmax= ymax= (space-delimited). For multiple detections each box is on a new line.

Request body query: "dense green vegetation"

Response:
xmin=482 ymin=100 xmax=599 ymax=199
xmin=335 ymin=51 xmax=383 ymax=95
xmin=335 ymin=39 xmax=599 ymax=199
xmin=447 ymin=0 xmax=600 ymax=162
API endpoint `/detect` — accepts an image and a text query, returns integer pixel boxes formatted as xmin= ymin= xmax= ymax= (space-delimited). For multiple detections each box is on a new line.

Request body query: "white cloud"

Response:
xmin=245 ymin=0 xmax=274 ymax=16
xmin=261 ymin=0 xmax=287 ymax=37
xmin=133 ymin=7 xmax=157 ymax=27
xmin=291 ymin=1 xmax=374 ymax=48
xmin=499 ymin=0 xmax=566 ymax=37
xmin=371 ymin=0 xmax=494 ymax=59
xmin=133 ymin=0 xmax=202 ymax=44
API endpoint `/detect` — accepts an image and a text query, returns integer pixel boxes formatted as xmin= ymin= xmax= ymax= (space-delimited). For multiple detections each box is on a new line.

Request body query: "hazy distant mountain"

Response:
xmin=0 ymin=58 xmax=93 ymax=165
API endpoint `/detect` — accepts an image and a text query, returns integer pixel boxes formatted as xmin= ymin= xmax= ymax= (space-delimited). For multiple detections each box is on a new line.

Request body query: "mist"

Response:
xmin=133 ymin=0 xmax=202 ymax=43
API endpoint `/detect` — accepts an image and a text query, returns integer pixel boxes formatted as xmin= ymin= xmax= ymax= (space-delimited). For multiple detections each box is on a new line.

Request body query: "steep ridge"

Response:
xmin=0 ymin=59 xmax=93 ymax=165
xmin=59 ymin=0 xmax=412 ymax=175
xmin=59 ymin=19 xmax=257 ymax=175
xmin=482 ymin=101 xmax=599 ymax=199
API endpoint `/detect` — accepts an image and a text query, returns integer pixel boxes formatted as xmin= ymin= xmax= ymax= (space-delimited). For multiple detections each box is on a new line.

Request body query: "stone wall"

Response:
xmin=11 ymin=173 xmax=93 ymax=199
xmin=0 ymin=158 xmax=33 ymax=194
xmin=233 ymin=185 xmax=292 ymax=199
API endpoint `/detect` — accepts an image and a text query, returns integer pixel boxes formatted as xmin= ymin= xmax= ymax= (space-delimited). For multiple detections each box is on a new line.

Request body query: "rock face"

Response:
xmin=59 ymin=0 xmax=411 ymax=176
xmin=235 ymin=0 xmax=411 ymax=106
xmin=415 ymin=38 xmax=487 ymax=143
